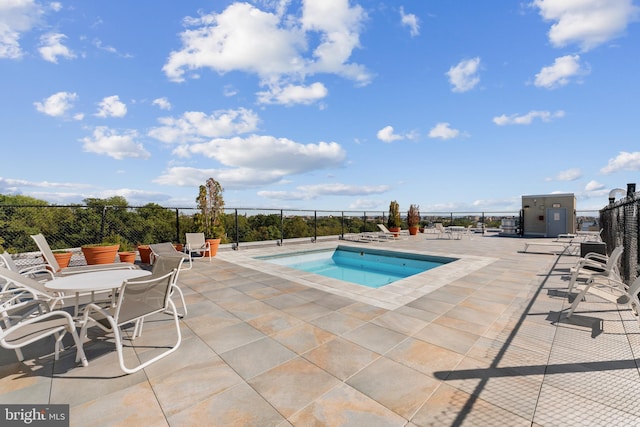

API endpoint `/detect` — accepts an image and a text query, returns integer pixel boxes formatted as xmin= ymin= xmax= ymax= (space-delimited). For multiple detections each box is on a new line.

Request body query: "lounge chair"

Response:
xmin=376 ymin=224 xmax=407 ymax=240
xmin=566 ymin=275 xmax=640 ymax=327
xmin=1 ymin=298 xmax=88 ymax=366
xmin=567 ymin=246 xmax=623 ymax=294
xmin=1 ymin=266 xmax=66 ymax=310
xmin=79 ymin=266 xmax=181 ymax=374
xmin=31 ymin=234 xmax=135 ymax=275
xmin=0 ymin=252 xmax=54 ymax=282
xmin=185 ymin=233 xmax=212 ymax=263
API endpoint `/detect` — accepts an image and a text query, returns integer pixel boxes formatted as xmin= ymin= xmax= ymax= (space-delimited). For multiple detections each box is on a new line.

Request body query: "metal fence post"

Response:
xmin=234 ymin=209 xmax=239 ymax=250
xmin=280 ymin=210 xmax=284 ymax=246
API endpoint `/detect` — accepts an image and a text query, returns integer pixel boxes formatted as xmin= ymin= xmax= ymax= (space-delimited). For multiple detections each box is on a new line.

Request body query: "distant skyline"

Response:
xmin=1 ymin=0 xmax=639 ymax=213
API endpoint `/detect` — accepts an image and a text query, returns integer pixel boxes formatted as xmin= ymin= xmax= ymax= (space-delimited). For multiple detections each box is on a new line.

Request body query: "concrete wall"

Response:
xmin=522 ymin=193 xmax=576 ymax=237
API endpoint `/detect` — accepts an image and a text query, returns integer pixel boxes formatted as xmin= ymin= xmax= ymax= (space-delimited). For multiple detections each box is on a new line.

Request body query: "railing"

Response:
xmin=600 ymin=184 xmax=639 ymax=284
xmin=0 ymin=204 xmax=525 ymax=254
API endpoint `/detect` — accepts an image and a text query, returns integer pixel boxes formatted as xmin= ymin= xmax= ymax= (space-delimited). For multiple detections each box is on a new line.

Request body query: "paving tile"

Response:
xmin=248 ymin=357 xmax=341 ymax=418
xmin=347 ymin=357 xmax=440 ymax=419
xmin=342 ymin=322 xmax=408 ymax=355
xmin=168 ymin=382 xmax=285 ymax=426
xmin=386 ymin=337 xmax=465 ymax=378
xmin=219 ymin=337 xmax=297 ymax=380
xmin=270 ymin=322 xmax=336 ymax=354
xmin=303 ymin=337 xmax=380 ymax=380
xmin=150 ymin=357 xmax=244 ymax=417
xmin=288 ymin=383 xmax=406 ymax=426
xmin=70 ymin=382 xmax=168 ymax=427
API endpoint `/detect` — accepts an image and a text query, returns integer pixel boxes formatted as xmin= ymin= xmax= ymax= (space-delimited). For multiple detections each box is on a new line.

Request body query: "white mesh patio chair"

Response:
xmin=185 ymin=233 xmax=211 ymax=263
xmin=142 ymin=254 xmax=187 ymax=318
xmin=1 ymin=298 xmax=88 ymax=367
xmin=79 ymin=266 xmax=181 ymax=374
xmin=149 ymin=242 xmax=192 ymax=270
xmin=31 ymin=234 xmax=135 ymax=275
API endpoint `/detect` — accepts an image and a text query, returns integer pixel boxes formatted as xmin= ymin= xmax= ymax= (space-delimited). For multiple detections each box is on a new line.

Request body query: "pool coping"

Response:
xmin=216 ymin=241 xmax=498 ymax=310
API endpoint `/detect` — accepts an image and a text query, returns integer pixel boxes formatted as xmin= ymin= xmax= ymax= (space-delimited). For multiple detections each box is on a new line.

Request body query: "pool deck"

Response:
xmin=2 ymin=233 xmax=640 ymax=426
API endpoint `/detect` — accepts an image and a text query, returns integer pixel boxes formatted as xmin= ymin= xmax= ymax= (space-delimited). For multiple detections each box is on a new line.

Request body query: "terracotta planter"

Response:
xmin=81 ymin=244 xmax=119 ymax=265
xmin=137 ymin=245 xmax=152 ymax=264
xmin=389 ymin=227 xmax=401 ymax=237
xmin=53 ymin=252 xmax=72 ymax=270
xmin=118 ymin=251 xmax=137 ymax=263
xmin=204 ymin=238 xmax=221 ymax=257
xmin=173 ymin=243 xmax=184 ymax=252
xmin=408 ymin=226 xmax=419 ymax=236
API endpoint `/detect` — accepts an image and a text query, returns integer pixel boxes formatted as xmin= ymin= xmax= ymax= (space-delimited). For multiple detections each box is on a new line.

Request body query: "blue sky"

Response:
xmin=1 ymin=0 xmax=639 ymax=213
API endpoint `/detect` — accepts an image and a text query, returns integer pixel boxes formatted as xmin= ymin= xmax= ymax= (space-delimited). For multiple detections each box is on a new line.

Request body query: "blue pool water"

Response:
xmin=256 ymin=246 xmax=456 ymax=288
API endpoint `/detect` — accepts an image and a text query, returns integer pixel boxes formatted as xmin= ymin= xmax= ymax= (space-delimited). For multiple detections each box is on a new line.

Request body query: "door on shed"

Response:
xmin=546 ymin=208 xmax=567 ymax=237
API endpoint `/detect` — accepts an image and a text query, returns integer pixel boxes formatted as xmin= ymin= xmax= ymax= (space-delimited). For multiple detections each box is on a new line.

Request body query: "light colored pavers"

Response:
xmin=2 ymin=234 xmax=640 ymax=426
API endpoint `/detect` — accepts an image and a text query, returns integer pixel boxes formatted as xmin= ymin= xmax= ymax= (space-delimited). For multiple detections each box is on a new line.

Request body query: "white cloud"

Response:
xmin=256 ymin=82 xmax=328 ymax=105
xmin=34 ymin=91 xmax=78 ymax=117
xmin=38 ymin=32 xmax=75 ymax=63
xmin=546 ymin=168 xmax=582 ymax=181
xmin=428 ymin=122 xmax=460 ymax=140
xmin=376 ymin=125 xmax=404 ymax=143
xmin=534 ymin=55 xmax=587 ymax=88
xmin=152 ymin=97 xmax=172 ymax=110
xmin=600 ymin=151 xmax=640 ymax=174
xmin=258 ymin=183 xmax=390 ymax=201
xmin=400 ymin=7 xmax=420 ymax=37
xmin=531 ymin=0 xmax=640 ymax=51
xmin=0 ymin=0 xmax=43 ymax=59
xmin=493 ymin=110 xmax=565 ymax=125
xmin=148 ymin=108 xmax=260 ymax=144
xmin=95 ymin=95 xmax=127 ymax=118
xmin=163 ymin=1 xmax=371 ymax=97
xmin=185 ymin=135 xmax=346 ymax=174
xmin=585 ymin=180 xmax=605 ymax=191
xmin=446 ymin=57 xmax=481 ymax=92
xmin=80 ymin=126 xmax=150 ymax=160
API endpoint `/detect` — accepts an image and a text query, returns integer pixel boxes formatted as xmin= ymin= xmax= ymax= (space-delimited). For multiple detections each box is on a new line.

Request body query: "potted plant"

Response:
xmin=81 ymin=242 xmax=120 ymax=265
xmin=117 ymin=240 xmax=137 ymax=264
xmin=407 ymin=204 xmax=420 ymax=235
xmin=137 ymin=244 xmax=152 ymax=264
xmin=195 ymin=177 xmax=226 ymax=257
xmin=387 ymin=200 xmax=401 ymax=236
xmin=52 ymin=250 xmax=73 ymax=269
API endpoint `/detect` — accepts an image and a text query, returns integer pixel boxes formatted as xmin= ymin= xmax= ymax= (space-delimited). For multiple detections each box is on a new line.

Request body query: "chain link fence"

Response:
xmin=600 ymin=184 xmax=639 ymax=284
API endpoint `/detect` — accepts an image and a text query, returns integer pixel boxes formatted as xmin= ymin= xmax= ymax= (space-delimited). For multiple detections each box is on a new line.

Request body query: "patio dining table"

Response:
xmin=45 ymin=269 xmax=151 ymax=317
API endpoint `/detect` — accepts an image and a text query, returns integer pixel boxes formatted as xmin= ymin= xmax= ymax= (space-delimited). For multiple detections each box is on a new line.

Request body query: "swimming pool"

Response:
xmin=255 ymin=245 xmax=456 ymax=288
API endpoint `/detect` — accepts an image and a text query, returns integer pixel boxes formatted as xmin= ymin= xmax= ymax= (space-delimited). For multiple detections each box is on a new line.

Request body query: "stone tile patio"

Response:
xmin=2 ymin=233 xmax=640 ymax=426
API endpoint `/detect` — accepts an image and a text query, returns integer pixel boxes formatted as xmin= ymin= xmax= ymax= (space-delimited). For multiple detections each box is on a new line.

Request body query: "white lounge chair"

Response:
xmin=566 ymin=275 xmax=640 ymax=327
xmin=185 ymin=233 xmax=212 ymax=263
xmin=80 ymin=266 xmax=181 ymax=374
xmin=377 ymin=224 xmax=407 ymax=240
xmin=567 ymin=246 xmax=623 ymax=294
xmin=31 ymin=234 xmax=135 ymax=275
xmin=0 ymin=252 xmax=54 ymax=282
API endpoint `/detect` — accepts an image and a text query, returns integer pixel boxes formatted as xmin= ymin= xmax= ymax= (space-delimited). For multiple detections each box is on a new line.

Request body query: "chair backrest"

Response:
xmin=377 ymin=224 xmax=390 ymax=233
xmin=30 ymin=234 xmax=60 ymax=272
xmin=185 ymin=233 xmax=205 ymax=248
xmin=0 ymin=253 xmax=18 ymax=271
xmin=149 ymin=242 xmax=178 ymax=256
xmin=435 ymin=223 xmax=445 ymax=231
xmin=114 ymin=268 xmax=176 ymax=325
xmin=605 ymin=246 xmax=624 ymax=273
xmin=0 ymin=266 xmax=53 ymax=299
